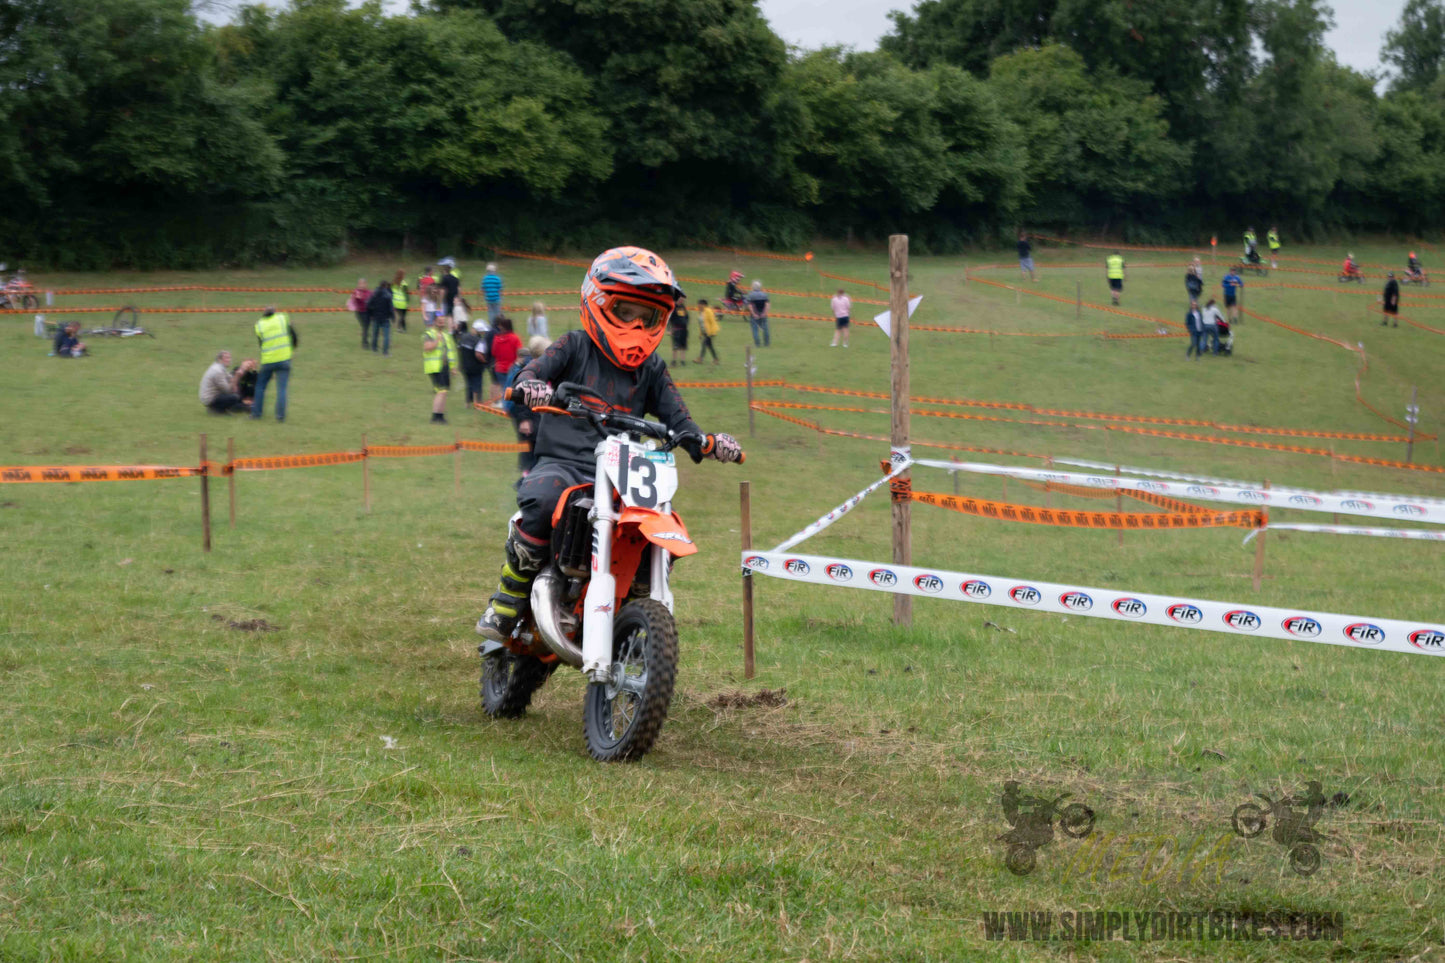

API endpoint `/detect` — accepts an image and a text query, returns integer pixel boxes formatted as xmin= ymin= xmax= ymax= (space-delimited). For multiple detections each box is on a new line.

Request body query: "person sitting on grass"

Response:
xmin=52 ymin=322 xmax=86 ymax=358
xmin=199 ymin=350 xmax=253 ymax=413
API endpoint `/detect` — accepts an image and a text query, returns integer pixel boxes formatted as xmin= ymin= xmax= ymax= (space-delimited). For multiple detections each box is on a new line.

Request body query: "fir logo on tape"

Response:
xmin=1223 ymin=609 xmax=1262 ymax=631
xmin=1187 ymin=485 xmax=1220 ymax=497
xmin=1393 ymin=504 xmax=1426 ymax=517
xmin=961 ymin=579 xmax=992 ymax=599
xmin=869 ymin=568 xmax=898 ymax=587
xmin=1236 ymin=490 xmax=1270 ymax=502
xmin=1408 ymin=629 xmax=1445 ymax=651
xmin=1289 ymin=494 xmax=1323 ymax=507
xmin=1167 ymin=604 xmax=1204 ymax=624
xmin=825 ymin=563 xmax=853 ymax=582
xmin=1009 ymin=585 xmax=1042 ymax=605
xmin=1282 ymin=616 xmax=1324 ymax=638
xmin=1341 ymin=499 xmax=1374 ymax=510
xmin=913 ymin=574 xmax=945 ymax=594
xmin=743 ymin=555 xmax=769 ymax=570
xmin=784 ymin=558 xmax=811 ymax=576
xmin=1059 ymin=591 xmax=1093 ymax=611
xmin=1112 ymin=597 xmax=1147 ymax=618
xmin=1344 ymin=622 xmax=1385 ymax=645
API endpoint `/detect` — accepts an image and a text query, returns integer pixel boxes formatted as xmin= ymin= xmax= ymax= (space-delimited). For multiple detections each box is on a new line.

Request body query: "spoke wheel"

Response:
xmin=583 ymin=599 xmax=677 ymax=762
xmin=480 ymin=650 xmax=551 ymax=719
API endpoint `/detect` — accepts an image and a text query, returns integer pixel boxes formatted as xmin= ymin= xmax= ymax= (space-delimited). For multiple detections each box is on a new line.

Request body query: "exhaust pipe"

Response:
xmin=532 ymin=568 xmax=583 ymax=667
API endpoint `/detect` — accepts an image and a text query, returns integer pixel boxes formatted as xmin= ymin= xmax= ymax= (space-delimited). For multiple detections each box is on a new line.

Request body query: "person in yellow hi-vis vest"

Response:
xmin=391 ymin=269 xmax=410 ymax=332
xmin=422 ymin=313 xmax=457 ymax=424
xmin=251 ymin=306 xmax=296 ymax=422
xmin=1105 ymin=252 xmax=1126 ymax=305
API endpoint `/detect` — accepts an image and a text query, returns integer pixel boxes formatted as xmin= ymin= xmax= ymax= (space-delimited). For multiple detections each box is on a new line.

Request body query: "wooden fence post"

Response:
xmin=362 ymin=433 xmax=371 ymax=514
xmin=227 ymin=436 xmax=236 ymax=529
xmin=1252 ymin=480 xmax=1270 ymax=592
xmin=199 ymin=433 xmax=212 ymax=553
xmin=889 ymin=234 xmax=912 ymax=628
xmin=1406 ymin=386 xmax=1419 ymax=464
xmin=453 ymin=433 xmax=462 ymax=497
xmin=740 ymin=481 xmax=755 ymax=680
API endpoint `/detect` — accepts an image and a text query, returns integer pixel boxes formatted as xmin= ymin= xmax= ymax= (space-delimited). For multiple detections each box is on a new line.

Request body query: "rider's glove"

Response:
xmin=514 ymin=380 xmax=553 ymax=410
xmin=707 ymin=432 xmax=743 ymax=463
xmin=677 ymin=432 xmax=706 ymax=465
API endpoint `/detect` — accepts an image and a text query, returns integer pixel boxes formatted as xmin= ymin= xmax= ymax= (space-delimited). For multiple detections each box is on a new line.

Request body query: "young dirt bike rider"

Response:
xmin=476 ymin=246 xmax=743 ymax=646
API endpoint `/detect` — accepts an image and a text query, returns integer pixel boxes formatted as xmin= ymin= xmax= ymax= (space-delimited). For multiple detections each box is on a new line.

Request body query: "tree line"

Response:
xmin=4 ymin=0 xmax=1444 ymax=267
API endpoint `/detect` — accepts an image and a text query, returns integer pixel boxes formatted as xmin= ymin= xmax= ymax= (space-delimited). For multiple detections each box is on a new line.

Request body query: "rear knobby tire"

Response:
xmin=583 ymin=598 xmax=678 ymax=762
xmin=20 ymin=293 xmax=38 ymax=310
xmin=480 ymin=650 xmax=552 ymax=719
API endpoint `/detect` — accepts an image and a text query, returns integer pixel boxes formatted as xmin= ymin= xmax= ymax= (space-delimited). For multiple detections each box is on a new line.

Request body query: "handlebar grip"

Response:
xmin=504 ymin=387 xmax=514 ymax=401
xmin=737 ymin=451 xmax=747 ymax=465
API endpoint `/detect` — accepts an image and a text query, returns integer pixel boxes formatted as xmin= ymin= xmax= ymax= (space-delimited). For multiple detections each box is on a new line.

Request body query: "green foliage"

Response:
xmin=1384 ymin=0 xmax=1445 ymax=92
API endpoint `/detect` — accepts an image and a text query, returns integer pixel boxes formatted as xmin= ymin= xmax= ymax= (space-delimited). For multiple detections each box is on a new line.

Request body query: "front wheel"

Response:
xmin=583 ymin=599 xmax=678 ymax=762
xmin=480 ymin=650 xmax=552 ymax=718
xmin=1232 ymin=802 xmax=1267 ymax=838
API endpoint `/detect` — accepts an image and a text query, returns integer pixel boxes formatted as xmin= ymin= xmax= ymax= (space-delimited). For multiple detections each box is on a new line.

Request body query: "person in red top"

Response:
xmin=489 ymin=316 xmax=522 ymax=403
xmin=348 ymin=277 xmax=371 ymax=347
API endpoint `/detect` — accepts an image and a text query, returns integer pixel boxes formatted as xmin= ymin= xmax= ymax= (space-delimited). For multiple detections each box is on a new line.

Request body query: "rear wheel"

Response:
xmin=583 ymin=599 xmax=678 ymax=762
xmin=480 ymin=650 xmax=552 ymax=718
xmin=20 ymin=293 xmax=38 ymax=310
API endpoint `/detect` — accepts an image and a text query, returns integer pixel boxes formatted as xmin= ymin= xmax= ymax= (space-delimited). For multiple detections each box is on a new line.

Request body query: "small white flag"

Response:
xmin=873 ymin=296 xmax=923 ymax=337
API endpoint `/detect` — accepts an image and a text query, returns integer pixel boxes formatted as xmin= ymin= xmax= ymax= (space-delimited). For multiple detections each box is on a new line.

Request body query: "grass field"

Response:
xmin=2 ymin=241 xmax=1443 ymax=961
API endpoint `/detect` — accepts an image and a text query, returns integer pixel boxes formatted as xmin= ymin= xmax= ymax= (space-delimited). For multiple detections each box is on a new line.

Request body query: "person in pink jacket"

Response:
xmin=347 ymin=278 xmax=371 ymax=347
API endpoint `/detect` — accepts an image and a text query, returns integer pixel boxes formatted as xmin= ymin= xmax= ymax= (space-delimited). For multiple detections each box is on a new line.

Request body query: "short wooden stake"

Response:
xmin=199 ymin=433 xmax=212 ymax=553
xmin=746 ymin=346 xmax=755 ymax=437
xmin=227 ymin=436 xmax=236 ymax=529
xmin=362 ymin=432 xmax=371 ymax=513
xmin=1252 ymin=480 xmax=1270 ymax=592
xmin=951 ymin=455 xmax=960 ymax=495
xmin=1115 ymin=464 xmax=1123 ymax=549
xmin=740 ymin=480 xmax=755 ymax=680
xmin=1406 ymin=385 xmax=1419 ymax=464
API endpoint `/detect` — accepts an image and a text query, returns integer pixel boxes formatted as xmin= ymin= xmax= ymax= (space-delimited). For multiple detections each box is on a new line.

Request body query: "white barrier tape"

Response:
xmin=1244 ymin=524 xmax=1445 ymax=544
xmin=1054 ymin=456 xmax=1445 ymax=511
xmin=740 ymin=550 xmax=1445 ymax=658
xmin=770 ymin=458 xmax=913 ymax=554
xmin=912 ymin=458 xmax=1445 ymax=526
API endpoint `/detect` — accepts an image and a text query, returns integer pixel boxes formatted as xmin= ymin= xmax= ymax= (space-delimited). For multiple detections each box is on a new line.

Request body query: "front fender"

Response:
xmin=619 ymin=506 xmax=698 ymax=557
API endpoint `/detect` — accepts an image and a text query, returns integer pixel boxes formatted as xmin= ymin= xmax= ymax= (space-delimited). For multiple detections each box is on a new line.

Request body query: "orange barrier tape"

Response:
xmin=906 ymin=488 xmax=1264 ymax=530
xmin=471 ymin=402 xmax=512 ymax=419
xmin=231 ymin=452 xmax=365 ymax=471
xmin=1019 ymin=477 xmax=1213 ymax=514
xmin=966 ymin=274 xmax=1188 ymax=331
xmin=0 ymin=464 xmax=202 ymax=483
xmin=367 ymin=444 xmax=458 ymax=459
xmin=748 ymin=402 xmax=1046 ymax=459
xmin=493 ymin=249 xmax=590 ymax=267
xmin=698 ymin=241 xmax=814 ymax=263
xmin=458 ymin=439 xmax=531 ymax=452
xmin=1030 ymin=234 xmax=1207 ymax=255
xmin=819 ymin=271 xmax=887 ymax=292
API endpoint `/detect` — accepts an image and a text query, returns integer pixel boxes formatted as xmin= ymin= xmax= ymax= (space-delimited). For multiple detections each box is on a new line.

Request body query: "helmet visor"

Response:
xmin=610 ymin=296 xmax=668 ymax=330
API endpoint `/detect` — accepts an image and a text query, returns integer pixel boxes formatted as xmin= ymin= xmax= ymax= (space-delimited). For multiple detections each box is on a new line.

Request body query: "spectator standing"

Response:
xmin=745 ymin=280 xmax=771 ymax=347
xmin=507 ymin=337 xmax=553 ymax=476
xmin=1186 ymin=261 xmax=1204 ymax=302
xmin=1381 ymin=272 xmax=1400 ymax=327
xmin=367 ymin=280 xmax=394 ymax=355
xmin=1105 ymin=252 xmax=1126 ymax=305
xmin=527 ymin=301 xmax=549 ymax=340
xmin=669 ymin=296 xmax=690 ymax=366
xmin=1267 ymin=227 xmax=1281 ymax=268
xmin=695 ymin=299 xmax=720 ymax=363
xmin=348 ymin=277 xmax=371 ymax=347
xmin=453 ymin=295 xmax=472 ymax=327
xmin=489 ymin=317 xmax=522 ymax=403
xmin=392 ymin=270 xmax=410 ymax=332
xmin=830 ymin=288 xmax=852 ymax=347
xmin=482 ymin=263 xmax=504 ymax=323
xmin=439 ymin=265 xmax=460 ymax=320
xmin=421 ymin=314 xmax=454 ymax=424
xmin=52 ymin=322 xmax=86 ymax=358
xmin=1184 ymin=301 xmax=1204 ymax=359
xmin=458 ymin=320 xmax=487 ymax=406
xmin=1017 ymin=232 xmax=1036 ymax=282
xmin=417 ymin=265 xmax=435 ymax=298
xmin=199 ymin=350 xmax=252 ymax=413
xmin=1222 ymin=266 xmax=1244 ymax=324
xmin=1201 ymin=298 xmax=1225 ymax=355
xmin=251 ymin=306 xmax=296 ymax=422
xmin=420 ymin=285 xmax=438 ymax=327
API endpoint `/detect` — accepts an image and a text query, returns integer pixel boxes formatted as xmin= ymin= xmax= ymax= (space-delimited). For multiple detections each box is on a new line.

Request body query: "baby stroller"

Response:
xmin=1216 ymin=317 xmax=1234 ymax=355
xmin=1240 ymin=249 xmax=1268 ymax=277
xmin=721 ymin=270 xmax=747 ymax=314
xmin=1338 ymin=255 xmax=1365 ymax=283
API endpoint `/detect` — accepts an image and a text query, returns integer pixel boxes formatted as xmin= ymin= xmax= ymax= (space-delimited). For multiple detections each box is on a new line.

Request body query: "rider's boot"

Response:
xmin=476 ymin=522 xmax=549 ymax=642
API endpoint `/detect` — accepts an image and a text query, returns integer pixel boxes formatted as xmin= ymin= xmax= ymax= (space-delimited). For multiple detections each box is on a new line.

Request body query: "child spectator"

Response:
xmin=527 ymin=301 xmax=549 ymax=340
xmin=830 ymin=288 xmax=851 ymax=347
xmin=695 ymin=298 xmax=720 ymax=364
xmin=669 ymin=296 xmax=690 ymax=366
xmin=348 ymin=277 xmax=371 ymax=347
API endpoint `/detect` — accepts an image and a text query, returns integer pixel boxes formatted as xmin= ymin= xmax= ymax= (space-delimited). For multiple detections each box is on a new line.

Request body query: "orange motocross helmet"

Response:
xmin=580 ymin=246 xmax=683 ymax=370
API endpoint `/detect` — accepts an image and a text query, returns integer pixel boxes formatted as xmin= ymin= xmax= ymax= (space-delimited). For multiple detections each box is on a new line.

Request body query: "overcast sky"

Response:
xmin=759 ymin=0 xmax=1409 ymax=79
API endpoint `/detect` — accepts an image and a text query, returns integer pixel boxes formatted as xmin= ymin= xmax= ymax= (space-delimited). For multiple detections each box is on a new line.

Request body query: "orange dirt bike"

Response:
xmin=479 ymin=381 xmax=745 ymax=761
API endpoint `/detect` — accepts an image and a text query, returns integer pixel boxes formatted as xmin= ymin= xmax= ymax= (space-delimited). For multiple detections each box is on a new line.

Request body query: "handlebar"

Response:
xmin=506 ymin=381 xmax=747 ymax=464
